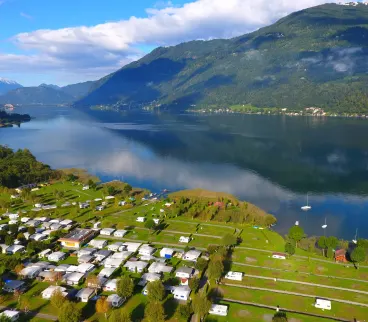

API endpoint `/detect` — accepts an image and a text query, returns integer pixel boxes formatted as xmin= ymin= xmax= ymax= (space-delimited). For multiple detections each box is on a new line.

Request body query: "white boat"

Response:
xmin=321 ymin=218 xmax=327 ymax=229
xmin=301 ymin=193 xmax=311 ymax=211
xmin=352 ymin=229 xmax=358 ymax=244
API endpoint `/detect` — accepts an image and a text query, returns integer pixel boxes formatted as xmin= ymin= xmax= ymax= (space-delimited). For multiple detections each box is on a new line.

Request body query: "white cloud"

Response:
xmin=20 ymin=12 xmax=33 ymax=20
xmin=2 ymin=0 xmax=342 ymax=84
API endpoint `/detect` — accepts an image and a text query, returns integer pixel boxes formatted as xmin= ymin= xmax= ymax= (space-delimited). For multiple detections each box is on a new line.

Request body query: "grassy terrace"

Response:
xmin=218 ymin=285 xmax=367 ymax=321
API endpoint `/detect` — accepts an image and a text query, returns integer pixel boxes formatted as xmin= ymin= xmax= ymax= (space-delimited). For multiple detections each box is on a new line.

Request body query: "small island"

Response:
xmin=0 ymin=109 xmax=31 ymax=127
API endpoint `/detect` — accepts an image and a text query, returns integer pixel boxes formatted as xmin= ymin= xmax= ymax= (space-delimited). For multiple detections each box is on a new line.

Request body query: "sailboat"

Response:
xmin=322 ymin=217 xmax=327 ymax=229
xmin=352 ymin=229 xmax=358 ymax=244
xmin=301 ymin=193 xmax=312 ymax=211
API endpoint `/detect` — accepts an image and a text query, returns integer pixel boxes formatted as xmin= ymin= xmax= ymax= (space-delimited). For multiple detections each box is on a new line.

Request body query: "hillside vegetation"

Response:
xmin=75 ymin=3 xmax=368 ymax=113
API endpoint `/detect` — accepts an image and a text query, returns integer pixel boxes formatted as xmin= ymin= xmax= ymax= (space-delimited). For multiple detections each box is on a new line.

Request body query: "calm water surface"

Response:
xmin=1 ymin=106 xmax=368 ymax=239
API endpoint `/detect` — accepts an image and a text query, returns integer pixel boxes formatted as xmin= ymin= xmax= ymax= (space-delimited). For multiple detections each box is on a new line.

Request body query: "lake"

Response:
xmin=1 ymin=106 xmax=368 ymax=240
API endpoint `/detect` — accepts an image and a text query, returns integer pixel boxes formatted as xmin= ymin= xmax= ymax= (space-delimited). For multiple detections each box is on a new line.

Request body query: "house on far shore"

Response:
xmin=107 ymin=294 xmax=125 ymax=308
xmin=0 ymin=310 xmax=21 ymax=321
xmin=334 ymin=249 xmax=348 ymax=263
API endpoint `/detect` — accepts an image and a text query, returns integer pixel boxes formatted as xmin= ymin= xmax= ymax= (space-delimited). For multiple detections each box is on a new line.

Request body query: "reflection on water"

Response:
xmin=0 ymin=106 xmax=368 ymax=239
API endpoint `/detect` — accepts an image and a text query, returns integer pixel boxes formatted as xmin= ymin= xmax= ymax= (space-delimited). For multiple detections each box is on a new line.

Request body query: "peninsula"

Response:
xmin=0 ymin=110 xmax=31 ymax=127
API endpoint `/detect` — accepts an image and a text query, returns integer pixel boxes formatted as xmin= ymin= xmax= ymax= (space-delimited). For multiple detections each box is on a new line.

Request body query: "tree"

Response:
xmin=207 ymin=259 xmax=224 ymax=284
xmin=144 ymin=219 xmax=155 ymax=232
xmin=195 ymin=258 xmax=208 ymax=271
xmin=14 ymin=264 xmax=25 ymax=275
xmin=50 ymin=288 xmax=66 ymax=310
xmin=96 ymin=296 xmax=111 ymax=318
xmin=0 ymin=315 xmax=11 ymax=322
xmin=107 ymin=186 xmax=117 ymax=196
xmin=273 ymin=311 xmax=288 ymax=322
xmin=123 ymin=184 xmax=132 ymax=195
xmin=58 ymin=301 xmax=82 ymax=322
xmin=288 ymin=226 xmax=305 ymax=248
xmin=117 ymin=276 xmax=134 ymax=299
xmin=192 ymin=293 xmax=212 ymax=321
xmin=9 ymin=224 xmax=19 ymax=235
xmin=284 ymin=242 xmax=295 ymax=256
xmin=147 ymin=280 xmax=165 ymax=302
xmin=351 ymin=247 xmax=366 ymax=269
xmin=327 ymin=247 xmax=334 ymax=259
xmin=88 ymin=179 xmax=97 ymax=190
xmin=86 ymin=273 xmax=101 ymax=290
xmin=175 ymin=303 xmax=192 ymax=321
xmin=222 ymin=233 xmax=237 ymax=248
xmin=318 ymin=236 xmax=327 ymax=257
xmin=265 ymin=214 xmax=277 ymax=227
xmin=16 ymin=233 xmax=26 ymax=243
xmin=326 ymin=236 xmax=338 ymax=249
xmin=144 ymin=302 xmax=165 ymax=322
xmin=188 ymin=276 xmax=200 ymax=293
xmin=5 ymin=235 xmax=12 ymax=246
xmin=19 ymin=296 xmax=31 ymax=313
xmin=27 ymin=226 xmax=36 ymax=235
xmin=108 ymin=310 xmax=132 ymax=322
xmin=207 ymin=245 xmax=218 ymax=255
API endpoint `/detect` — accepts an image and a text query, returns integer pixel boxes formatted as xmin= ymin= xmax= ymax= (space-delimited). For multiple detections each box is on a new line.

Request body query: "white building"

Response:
xmin=139 ymin=273 xmax=161 ymax=286
xmin=48 ymin=251 xmax=67 ymax=262
xmin=172 ymin=286 xmax=191 ymax=301
xmin=107 ymin=294 xmax=125 ymax=308
xmin=0 ymin=310 xmax=21 ymax=321
xmin=108 ymin=242 xmax=125 ymax=252
xmin=78 ymin=248 xmax=97 ymax=257
xmin=224 ymin=271 xmax=243 ymax=281
xmin=60 ymin=219 xmax=73 ymax=226
xmin=148 ymin=262 xmax=173 ymax=274
xmin=183 ymin=249 xmax=201 ymax=261
xmin=100 ymin=228 xmax=115 ymax=236
xmin=94 ymin=250 xmax=112 ymax=262
xmin=209 ymin=304 xmax=228 ymax=316
xmin=111 ymin=251 xmax=132 ymax=260
xmin=30 ymin=233 xmax=47 ymax=241
xmin=104 ymin=257 xmax=124 ymax=268
xmin=6 ymin=245 xmax=25 ymax=255
xmin=136 ymin=217 xmax=146 ymax=223
xmin=42 ymin=286 xmax=67 ymax=299
xmin=98 ymin=267 xmax=116 ymax=278
xmin=124 ymin=260 xmax=148 ymax=273
xmin=76 ymin=288 xmax=95 ymax=302
xmin=315 ymin=298 xmax=331 ymax=310
xmin=20 ymin=266 xmax=42 ymax=279
xmin=114 ymin=230 xmax=127 ymax=238
xmin=179 ymin=236 xmax=190 ymax=243
xmin=104 ymin=279 xmax=118 ymax=292
xmin=123 ymin=242 xmax=141 ymax=252
xmin=175 ymin=267 xmax=194 ymax=279
xmin=160 ymin=248 xmax=175 ymax=259
xmin=63 ymin=272 xmax=85 ymax=285
xmin=76 ymin=263 xmax=95 ymax=274
xmin=89 ymin=239 xmax=108 ymax=249
xmin=139 ymin=244 xmax=156 ymax=256
xmin=38 ymin=249 xmax=52 ymax=258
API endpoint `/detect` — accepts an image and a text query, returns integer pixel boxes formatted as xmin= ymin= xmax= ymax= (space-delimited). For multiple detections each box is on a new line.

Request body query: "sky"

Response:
xmin=0 ymin=0 xmax=349 ymax=86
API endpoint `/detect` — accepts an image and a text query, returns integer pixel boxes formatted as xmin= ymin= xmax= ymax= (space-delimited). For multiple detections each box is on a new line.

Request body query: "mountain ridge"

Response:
xmin=74 ymin=3 xmax=368 ymax=113
xmin=0 ymin=78 xmax=22 ymax=96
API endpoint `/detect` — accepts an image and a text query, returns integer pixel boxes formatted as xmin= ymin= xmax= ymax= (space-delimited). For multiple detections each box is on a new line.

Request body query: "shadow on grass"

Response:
xmin=164 ymin=297 xmax=179 ymax=320
xmin=131 ymin=302 xmax=145 ymax=321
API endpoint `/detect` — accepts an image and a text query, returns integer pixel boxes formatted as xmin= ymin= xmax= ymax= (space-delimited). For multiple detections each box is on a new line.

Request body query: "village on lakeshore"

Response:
xmin=0 ymin=148 xmax=367 ymax=322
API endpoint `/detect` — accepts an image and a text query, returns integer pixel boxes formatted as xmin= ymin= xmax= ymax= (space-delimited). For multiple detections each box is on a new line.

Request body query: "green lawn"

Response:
xmin=207 ymin=301 xmax=340 ymax=322
xmin=218 ymin=284 xmax=368 ymax=321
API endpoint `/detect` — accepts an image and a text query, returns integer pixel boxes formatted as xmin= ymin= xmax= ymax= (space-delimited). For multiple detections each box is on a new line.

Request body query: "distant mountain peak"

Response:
xmin=39 ymin=83 xmax=61 ymax=90
xmin=0 ymin=78 xmax=21 ymax=85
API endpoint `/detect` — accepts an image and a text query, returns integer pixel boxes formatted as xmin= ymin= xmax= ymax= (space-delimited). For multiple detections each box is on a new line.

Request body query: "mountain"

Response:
xmin=0 ymin=78 xmax=22 ymax=95
xmin=61 ymin=81 xmax=94 ymax=99
xmin=0 ymin=80 xmax=94 ymax=105
xmin=0 ymin=86 xmax=73 ymax=105
xmin=75 ymin=3 xmax=368 ymax=113
xmin=39 ymin=83 xmax=61 ymax=90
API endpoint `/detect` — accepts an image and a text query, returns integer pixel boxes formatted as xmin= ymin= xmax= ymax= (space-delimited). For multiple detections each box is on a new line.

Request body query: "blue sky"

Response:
xmin=0 ymin=0 xmax=344 ymax=86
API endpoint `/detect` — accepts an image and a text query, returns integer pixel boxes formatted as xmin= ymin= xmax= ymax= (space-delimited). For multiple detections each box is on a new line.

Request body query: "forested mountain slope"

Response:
xmin=75 ymin=3 xmax=368 ymax=113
